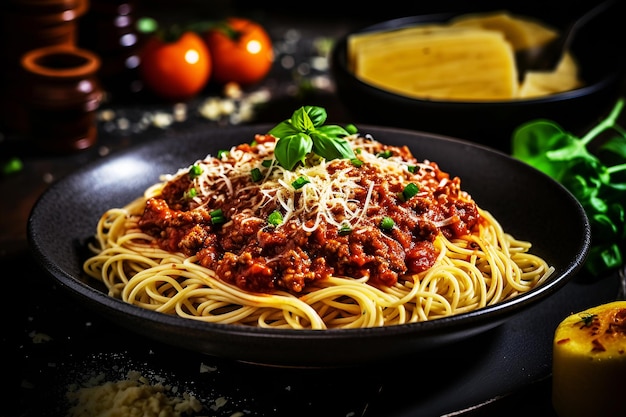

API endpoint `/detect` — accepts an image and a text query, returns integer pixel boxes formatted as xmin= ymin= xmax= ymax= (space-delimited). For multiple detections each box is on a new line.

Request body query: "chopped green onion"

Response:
xmin=1 ymin=157 xmax=23 ymax=175
xmin=262 ymin=159 xmax=273 ymax=167
xmin=344 ymin=123 xmax=358 ymax=134
xmin=250 ymin=168 xmax=263 ymax=182
xmin=407 ymin=165 xmax=417 ymax=173
xmin=217 ymin=149 xmax=229 ymax=159
xmin=292 ymin=176 xmax=310 ymax=189
xmin=402 ymin=183 xmax=420 ymax=200
xmin=210 ymin=208 xmax=225 ymax=225
xmin=184 ymin=188 xmax=198 ymax=199
xmin=377 ymin=150 xmax=393 ymax=159
xmin=268 ymin=210 xmax=283 ymax=226
xmin=350 ymin=158 xmax=363 ymax=167
xmin=380 ymin=216 xmax=394 ymax=230
xmin=210 ymin=208 xmax=223 ymax=217
xmin=189 ymin=164 xmax=203 ymax=178
xmin=339 ymin=223 xmax=352 ymax=235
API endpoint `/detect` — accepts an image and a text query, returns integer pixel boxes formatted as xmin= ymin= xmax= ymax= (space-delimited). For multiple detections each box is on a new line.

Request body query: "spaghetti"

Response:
xmin=83 ymin=131 xmax=553 ymax=330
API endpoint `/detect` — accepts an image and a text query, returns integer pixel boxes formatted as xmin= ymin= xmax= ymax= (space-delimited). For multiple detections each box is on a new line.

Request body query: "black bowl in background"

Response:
xmin=330 ymin=12 xmax=625 ymax=153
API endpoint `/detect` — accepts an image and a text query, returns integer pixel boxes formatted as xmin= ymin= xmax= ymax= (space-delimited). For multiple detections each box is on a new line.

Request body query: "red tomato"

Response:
xmin=139 ymin=31 xmax=211 ymax=101
xmin=203 ymin=17 xmax=274 ymax=86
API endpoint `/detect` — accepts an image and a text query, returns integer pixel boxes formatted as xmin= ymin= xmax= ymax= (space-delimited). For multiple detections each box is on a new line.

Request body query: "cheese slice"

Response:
xmin=518 ymin=52 xmax=583 ymax=98
xmin=450 ymin=11 xmax=558 ymax=51
xmin=552 ymin=301 xmax=626 ymax=417
xmin=349 ymin=26 xmax=519 ymax=101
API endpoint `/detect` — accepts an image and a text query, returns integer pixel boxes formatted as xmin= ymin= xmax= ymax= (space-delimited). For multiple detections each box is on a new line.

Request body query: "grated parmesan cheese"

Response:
xmin=66 ymin=371 xmax=203 ymax=417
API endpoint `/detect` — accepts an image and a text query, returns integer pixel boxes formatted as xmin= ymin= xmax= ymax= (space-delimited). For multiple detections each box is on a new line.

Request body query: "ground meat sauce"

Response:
xmin=138 ymin=136 xmax=482 ymax=294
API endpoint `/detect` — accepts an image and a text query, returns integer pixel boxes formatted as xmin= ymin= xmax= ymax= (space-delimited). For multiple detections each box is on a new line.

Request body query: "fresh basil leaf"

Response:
xmin=266 ymin=106 xmax=358 ymax=170
xmin=292 ymin=107 xmax=316 ymax=133
xmin=312 ymin=132 xmax=355 ymax=161
xmin=274 ymin=133 xmax=313 ymax=170
xmin=268 ymin=121 xmax=299 ymax=139
xmin=512 ymin=120 xmax=579 ymax=180
xmin=317 ymin=124 xmax=350 ymax=138
xmin=302 ymin=105 xmax=327 ymax=128
xmin=599 ymin=135 xmax=626 ymax=160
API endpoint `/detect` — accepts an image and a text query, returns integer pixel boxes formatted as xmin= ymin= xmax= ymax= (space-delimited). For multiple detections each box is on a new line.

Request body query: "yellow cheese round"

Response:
xmin=552 ymin=301 xmax=626 ymax=417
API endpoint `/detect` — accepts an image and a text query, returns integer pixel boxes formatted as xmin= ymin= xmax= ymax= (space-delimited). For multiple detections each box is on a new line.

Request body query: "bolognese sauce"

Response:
xmin=138 ymin=134 xmax=481 ymax=294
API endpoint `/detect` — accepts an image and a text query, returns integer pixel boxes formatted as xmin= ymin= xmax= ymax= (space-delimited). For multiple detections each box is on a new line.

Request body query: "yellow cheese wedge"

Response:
xmin=519 ymin=52 xmax=583 ymax=98
xmin=450 ymin=11 xmax=559 ymax=51
xmin=349 ymin=26 xmax=519 ymax=101
xmin=552 ymin=301 xmax=626 ymax=417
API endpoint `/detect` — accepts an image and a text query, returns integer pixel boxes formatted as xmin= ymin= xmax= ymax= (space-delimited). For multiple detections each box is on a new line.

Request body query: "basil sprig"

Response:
xmin=268 ymin=106 xmax=356 ymax=170
xmin=512 ymin=98 xmax=626 ymax=277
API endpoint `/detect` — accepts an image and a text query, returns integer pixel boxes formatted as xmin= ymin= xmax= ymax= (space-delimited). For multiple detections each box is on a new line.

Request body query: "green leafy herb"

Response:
xmin=512 ymin=98 xmax=626 ymax=276
xmin=578 ymin=312 xmax=597 ymax=327
xmin=268 ymin=210 xmax=283 ymax=226
xmin=267 ymin=106 xmax=356 ymax=170
xmin=380 ymin=216 xmax=395 ymax=230
xmin=339 ymin=222 xmax=352 ymax=235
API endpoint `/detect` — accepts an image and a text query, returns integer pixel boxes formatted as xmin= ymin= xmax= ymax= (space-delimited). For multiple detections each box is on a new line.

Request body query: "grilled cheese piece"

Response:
xmin=552 ymin=301 xmax=626 ymax=417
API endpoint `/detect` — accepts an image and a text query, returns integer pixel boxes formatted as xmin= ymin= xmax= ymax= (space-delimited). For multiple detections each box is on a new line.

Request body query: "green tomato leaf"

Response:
xmin=274 ymin=133 xmax=313 ymax=170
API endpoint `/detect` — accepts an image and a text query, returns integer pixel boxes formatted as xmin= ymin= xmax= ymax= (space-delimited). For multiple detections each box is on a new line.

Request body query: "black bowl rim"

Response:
xmin=27 ymin=123 xmax=591 ymax=366
xmin=331 ymin=12 xmax=624 ymax=106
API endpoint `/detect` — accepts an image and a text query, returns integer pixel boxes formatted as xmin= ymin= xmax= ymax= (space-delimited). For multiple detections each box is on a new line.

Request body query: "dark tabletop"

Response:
xmin=2 ymin=2 xmax=625 ymax=417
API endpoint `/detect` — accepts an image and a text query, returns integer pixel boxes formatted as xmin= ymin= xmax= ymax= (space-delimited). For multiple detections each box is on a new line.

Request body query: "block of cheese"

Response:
xmin=450 ymin=11 xmax=558 ymax=51
xmin=552 ymin=300 xmax=626 ymax=417
xmin=518 ymin=52 xmax=583 ymax=98
xmin=348 ymin=26 xmax=519 ymax=101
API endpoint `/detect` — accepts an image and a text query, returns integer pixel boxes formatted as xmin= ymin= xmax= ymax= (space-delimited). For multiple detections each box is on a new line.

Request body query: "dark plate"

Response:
xmin=27 ymin=124 xmax=590 ymax=367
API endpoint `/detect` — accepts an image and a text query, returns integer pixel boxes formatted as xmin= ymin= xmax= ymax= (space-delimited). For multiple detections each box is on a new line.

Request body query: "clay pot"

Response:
xmin=20 ymin=45 xmax=103 ymax=152
xmin=0 ymin=0 xmax=90 ymax=132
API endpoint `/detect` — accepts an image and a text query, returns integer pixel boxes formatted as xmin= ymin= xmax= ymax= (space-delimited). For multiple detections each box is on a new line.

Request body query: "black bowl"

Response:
xmin=28 ymin=124 xmax=590 ymax=367
xmin=330 ymin=12 xmax=625 ymax=153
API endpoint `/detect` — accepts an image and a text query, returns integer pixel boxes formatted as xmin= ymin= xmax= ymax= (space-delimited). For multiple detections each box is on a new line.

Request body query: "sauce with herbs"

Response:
xmin=138 ymin=135 xmax=481 ymax=294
